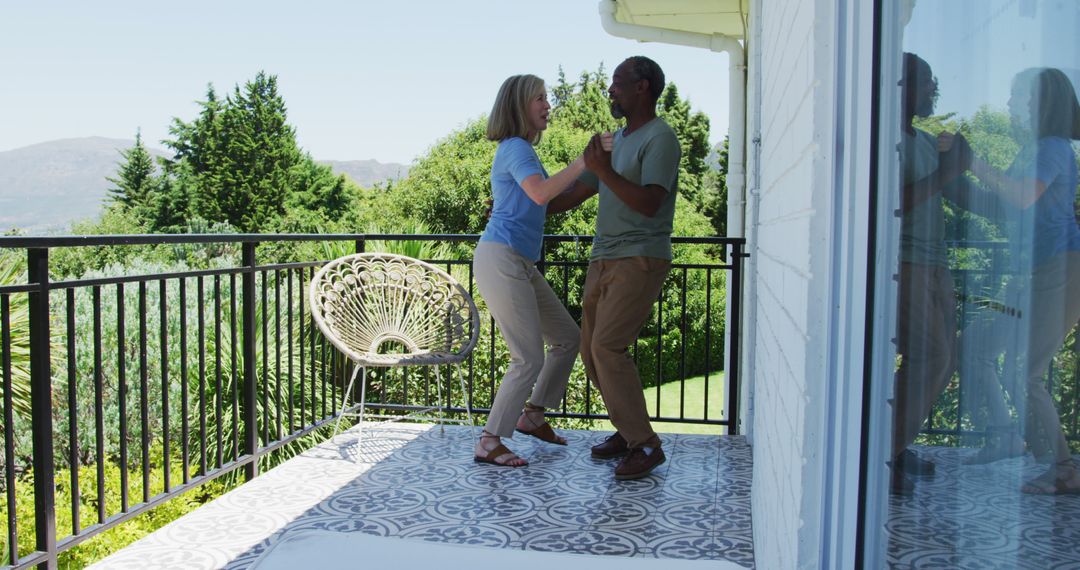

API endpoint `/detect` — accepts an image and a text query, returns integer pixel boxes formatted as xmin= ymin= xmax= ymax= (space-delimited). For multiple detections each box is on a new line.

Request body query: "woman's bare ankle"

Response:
xmin=478 ymin=431 xmax=501 ymax=449
xmin=520 ymin=403 xmax=547 ymax=428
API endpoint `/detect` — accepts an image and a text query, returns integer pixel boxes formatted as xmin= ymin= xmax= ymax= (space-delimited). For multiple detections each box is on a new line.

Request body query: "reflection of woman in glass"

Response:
xmin=958 ymin=68 xmax=1080 ymax=494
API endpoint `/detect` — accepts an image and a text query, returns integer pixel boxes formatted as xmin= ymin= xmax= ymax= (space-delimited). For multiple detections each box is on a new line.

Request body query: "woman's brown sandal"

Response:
xmin=474 ymin=433 xmax=527 ymax=466
xmin=515 ymin=403 xmax=567 ymax=446
xmin=1021 ymin=460 xmax=1080 ymax=495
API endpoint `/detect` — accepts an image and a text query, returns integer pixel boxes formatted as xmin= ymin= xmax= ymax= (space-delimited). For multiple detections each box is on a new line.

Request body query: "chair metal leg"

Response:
xmin=334 ymin=364 xmax=363 ymax=438
xmin=455 ymin=365 xmax=475 ymax=437
xmin=435 ymin=366 xmax=445 ymax=435
xmin=357 ymin=366 xmax=368 ymax=446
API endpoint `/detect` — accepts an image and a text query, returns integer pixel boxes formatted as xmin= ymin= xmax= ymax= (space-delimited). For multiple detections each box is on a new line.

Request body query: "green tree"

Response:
xmin=656 ymin=84 xmax=723 ymax=237
xmin=955 ymin=106 xmax=1020 ymax=171
xmin=702 ymin=137 xmax=729 ymax=236
xmin=214 ymin=72 xmax=302 ymax=231
xmin=49 ymin=206 xmax=150 ymax=278
xmin=550 ymin=66 xmax=620 ymax=134
xmin=162 ymin=73 xmax=313 ymax=234
xmin=146 ymin=163 xmax=193 ymax=232
xmin=0 ymin=251 xmax=30 ymax=419
xmin=283 ymin=158 xmax=355 ymax=221
xmin=658 ymin=84 xmax=711 ymax=205
xmin=107 ymin=131 xmax=157 ymax=211
xmin=166 ymin=85 xmax=225 ymax=223
xmin=391 ymin=118 xmax=494 ymax=234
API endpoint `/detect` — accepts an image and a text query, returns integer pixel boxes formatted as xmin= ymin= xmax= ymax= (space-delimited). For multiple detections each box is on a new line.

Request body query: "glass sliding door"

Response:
xmin=866 ymin=1 xmax=1080 ymax=566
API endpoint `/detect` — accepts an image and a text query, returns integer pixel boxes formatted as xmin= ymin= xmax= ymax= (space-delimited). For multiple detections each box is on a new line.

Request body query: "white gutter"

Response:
xmin=597 ymin=0 xmax=747 ymax=239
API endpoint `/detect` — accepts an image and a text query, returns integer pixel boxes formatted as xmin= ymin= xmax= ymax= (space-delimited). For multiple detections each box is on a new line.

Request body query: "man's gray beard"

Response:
xmin=610 ymin=103 xmax=625 ymax=119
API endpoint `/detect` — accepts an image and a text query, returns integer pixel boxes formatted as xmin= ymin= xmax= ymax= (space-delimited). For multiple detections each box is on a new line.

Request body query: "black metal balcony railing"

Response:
xmin=0 ymin=233 xmax=746 ymax=570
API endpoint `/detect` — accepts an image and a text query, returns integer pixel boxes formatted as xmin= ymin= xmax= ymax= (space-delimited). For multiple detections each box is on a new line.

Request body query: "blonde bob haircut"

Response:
xmin=486 ymin=74 xmax=546 ymax=144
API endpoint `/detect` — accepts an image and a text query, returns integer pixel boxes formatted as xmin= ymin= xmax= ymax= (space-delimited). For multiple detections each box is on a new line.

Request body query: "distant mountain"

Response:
xmin=0 ymin=137 xmax=166 ymax=233
xmin=0 ymin=138 xmax=409 ymax=234
xmin=706 ymin=143 xmax=726 ymax=171
xmin=320 ymin=159 xmax=408 ymax=188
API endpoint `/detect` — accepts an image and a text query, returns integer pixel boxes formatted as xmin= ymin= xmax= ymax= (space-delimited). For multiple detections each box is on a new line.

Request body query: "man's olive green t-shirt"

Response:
xmin=578 ymin=117 xmax=681 ymax=261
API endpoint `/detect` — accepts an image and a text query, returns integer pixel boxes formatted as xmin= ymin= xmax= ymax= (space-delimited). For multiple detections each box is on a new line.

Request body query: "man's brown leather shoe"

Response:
xmin=591 ymin=433 xmax=629 ymax=459
xmin=614 ymin=447 xmax=666 ymax=480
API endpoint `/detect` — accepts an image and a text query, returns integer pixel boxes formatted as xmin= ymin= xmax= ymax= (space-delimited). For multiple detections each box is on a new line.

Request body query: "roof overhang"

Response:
xmin=607 ymin=0 xmax=747 ymax=40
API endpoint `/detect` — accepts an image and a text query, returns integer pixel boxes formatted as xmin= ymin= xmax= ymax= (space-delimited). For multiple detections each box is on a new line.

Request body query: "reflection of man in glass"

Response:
xmin=890 ymin=53 xmax=975 ymax=494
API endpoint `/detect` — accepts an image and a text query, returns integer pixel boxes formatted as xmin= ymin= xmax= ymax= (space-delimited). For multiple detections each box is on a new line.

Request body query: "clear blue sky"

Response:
xmin=0 ymin=0 xmax=732 ymax=164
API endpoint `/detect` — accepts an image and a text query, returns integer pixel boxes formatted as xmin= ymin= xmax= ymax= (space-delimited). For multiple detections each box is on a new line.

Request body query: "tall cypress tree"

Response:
xmin=550 ymin=66 xmax=620 ymax=134
xmin=107 ymin=131 xmax=156 ymax=210
xmin=658 ymin=84 xmax=711 ymax=208
xmin=703 ymin=137 xmax=729 ymax=236
xmin=166 ymin=85 xmax=225 ymax=222
xmin=146 ymin=173 xmax=191 ymax=232
xmin=165 ymin=73 xmax=305 ymax=231
xmin=217 ymin=72 xmax=302 ymax=231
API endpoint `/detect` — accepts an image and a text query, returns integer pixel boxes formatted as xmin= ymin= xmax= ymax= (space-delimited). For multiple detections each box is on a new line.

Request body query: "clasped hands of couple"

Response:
xmin=581 ymin=131 xmax=616 ymax=173
xmin=482 ymin=130 xmax=615 ymax=218
xmin=936 ymin=130 xmax=974 ymax=176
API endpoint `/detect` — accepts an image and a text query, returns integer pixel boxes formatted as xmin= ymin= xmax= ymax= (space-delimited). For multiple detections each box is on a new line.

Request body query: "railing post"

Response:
xmin=241 ymin=242 xmax=258 ymax=480
xmin=538 ymin=236 xmax=547 ymax=273
xmin=27 ymin=248 xmax=57 ymax=569
xmin=727 ymin=240 xmax=744 ymax=435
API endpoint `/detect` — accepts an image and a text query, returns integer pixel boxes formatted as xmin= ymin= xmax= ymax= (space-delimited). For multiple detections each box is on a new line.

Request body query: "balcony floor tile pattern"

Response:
xmin=90 ymin=423 xmax=755 ymax=569
xmin=887 ymin=445 xmax=1080 ymax=569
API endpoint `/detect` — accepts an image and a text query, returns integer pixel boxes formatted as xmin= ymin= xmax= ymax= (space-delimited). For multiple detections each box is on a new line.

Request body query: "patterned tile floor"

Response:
xmin=90 ymin=423 xmax=756 ymax=569
xmin=887 ymin=445 xmax=1080 ymax=569
xmin=84 ymin=425 xmax=1080 ymax=570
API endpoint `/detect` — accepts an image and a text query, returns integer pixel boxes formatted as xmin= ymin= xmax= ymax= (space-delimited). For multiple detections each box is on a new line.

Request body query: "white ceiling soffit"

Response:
xmin=611 ymin=0 xmax=748 ymax=39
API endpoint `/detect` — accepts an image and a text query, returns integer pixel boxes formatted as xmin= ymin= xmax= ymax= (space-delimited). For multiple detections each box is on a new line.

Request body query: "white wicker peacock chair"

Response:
xmin=308 ymin=253 xmax=479 ymax=443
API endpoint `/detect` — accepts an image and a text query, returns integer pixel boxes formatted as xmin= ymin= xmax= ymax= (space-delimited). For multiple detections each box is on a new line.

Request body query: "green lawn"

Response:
xmin=588 ymin=371 xmax=728 ymax=435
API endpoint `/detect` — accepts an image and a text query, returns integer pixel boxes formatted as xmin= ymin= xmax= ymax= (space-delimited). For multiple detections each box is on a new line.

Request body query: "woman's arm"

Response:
xmin=932 ymin=132 xmax=1048 ymax=210
xmin=969 ymin=155 xmax=1047 ymax=209
xmin=520 ymin=156 xmax=587 ymax=205
xmin=941 ymin=176 xmax=1006 ymax=221
xmin=546 ymin=180 xmax=598 ymax=215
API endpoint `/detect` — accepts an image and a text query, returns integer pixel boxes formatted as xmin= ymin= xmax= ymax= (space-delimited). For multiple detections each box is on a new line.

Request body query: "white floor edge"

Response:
xmin=252 ymin=530 xmax=742 ymax=569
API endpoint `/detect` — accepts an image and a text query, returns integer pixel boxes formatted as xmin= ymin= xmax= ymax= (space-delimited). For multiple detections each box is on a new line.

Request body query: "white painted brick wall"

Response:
xmin=748 ymin=0 xmax=836 ymax=567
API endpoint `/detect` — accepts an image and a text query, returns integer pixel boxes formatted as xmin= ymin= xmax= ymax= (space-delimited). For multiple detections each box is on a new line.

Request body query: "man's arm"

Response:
xmin=547 ymin=180 xmax=597 ymax=216
xmin=901 ymin=172 xmax=953 ymax=213
xmin=900 ymin=132 xmax=972 ymax=214
xmin=582 ymin=135 xmax=667 ymax=217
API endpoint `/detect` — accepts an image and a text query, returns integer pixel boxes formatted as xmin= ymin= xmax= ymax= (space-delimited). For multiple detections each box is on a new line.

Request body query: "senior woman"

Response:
xmin=473 ymin=74 xmax=585 ymax=467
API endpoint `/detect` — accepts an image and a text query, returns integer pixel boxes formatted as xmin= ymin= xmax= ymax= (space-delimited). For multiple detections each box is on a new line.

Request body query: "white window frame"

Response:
xmin=817 ymin=0 xmax=892 ymax=567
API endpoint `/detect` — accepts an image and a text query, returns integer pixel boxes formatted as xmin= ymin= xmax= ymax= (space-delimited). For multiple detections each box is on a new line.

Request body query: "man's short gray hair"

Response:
xmin=624 ymin=56 xmax=665 ymax=102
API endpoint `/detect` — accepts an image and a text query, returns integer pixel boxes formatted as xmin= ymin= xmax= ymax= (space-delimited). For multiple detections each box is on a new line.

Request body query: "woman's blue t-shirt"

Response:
xmin=480 ymin=137 xmax=548 ymax=261
xmin=1010 ymin=137 xmax=1080 ymax=266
